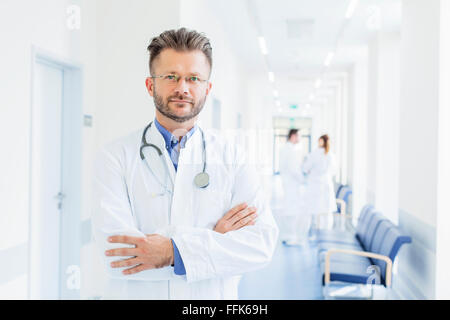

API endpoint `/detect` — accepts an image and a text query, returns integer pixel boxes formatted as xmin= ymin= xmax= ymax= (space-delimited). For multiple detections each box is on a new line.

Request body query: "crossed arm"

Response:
xmin=104 ymin=202 xmax=258 ymax=276
xmin=93 ymin=145 xmax=278 ymax=282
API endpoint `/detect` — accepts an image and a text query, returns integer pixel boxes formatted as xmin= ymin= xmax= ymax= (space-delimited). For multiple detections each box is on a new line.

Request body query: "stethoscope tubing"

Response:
xmin=139 ymin=121 xmax=209 ymax=190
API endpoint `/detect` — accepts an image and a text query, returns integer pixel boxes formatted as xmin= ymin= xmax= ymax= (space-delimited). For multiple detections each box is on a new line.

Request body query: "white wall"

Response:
xmin=0 ymin=0 xmax=87 ymax=298
xmin=435 ymin=0 xmax=450 ymax=300
xmin=348 ymin=54 xmax=368 ymax=220
xmin=367 ymin=31 xmax=400 ymax=223
xmin=396 ymin=0 xmax=440 ymax=299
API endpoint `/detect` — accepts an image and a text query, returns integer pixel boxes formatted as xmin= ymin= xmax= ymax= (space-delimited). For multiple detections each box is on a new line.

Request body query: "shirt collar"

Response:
xmin=154 ymin=118 xmax=197 ymax=150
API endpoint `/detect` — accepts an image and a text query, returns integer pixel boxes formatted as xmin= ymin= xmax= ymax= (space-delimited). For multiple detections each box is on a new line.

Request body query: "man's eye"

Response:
xmin=189 ymin=76 xmax=199 ymax=82
xmin=166 ymin=75 xmax=176 ymax=80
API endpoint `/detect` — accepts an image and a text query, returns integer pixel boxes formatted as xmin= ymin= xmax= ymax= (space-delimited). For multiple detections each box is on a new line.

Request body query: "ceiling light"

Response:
xmin=309 ymin=93 xmax=315 ymax=101
xmin=268 ymin=72 xmax=275 ymax=82
xmin=275 ymin=100 xmax=281 ymax=107
xmin=258 ymin=36 xmax=268 ymax=55
xmin=345 ymin=0 xmax=359 ymax=19
xmin=324 ymin=51 xmax=335 ymax=66
xmin=273 ymin=90 xmax=279 ymax=98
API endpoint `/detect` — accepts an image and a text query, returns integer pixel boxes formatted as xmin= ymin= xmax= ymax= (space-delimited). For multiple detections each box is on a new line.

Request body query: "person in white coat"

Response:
xmin=302 ymin=134 xmax=338 ymax=238
xmin=277 ymin=129 xmax=308 ymax=245
xmin=91 ymin=28 xmax=278 ymax=299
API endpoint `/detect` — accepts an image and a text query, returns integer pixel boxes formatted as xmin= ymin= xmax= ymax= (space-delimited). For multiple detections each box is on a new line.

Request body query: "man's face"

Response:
xmin=291 ymin=133 xmax=299 ymax=144
xmin=145 ymin=48 xmax=212 ymax=123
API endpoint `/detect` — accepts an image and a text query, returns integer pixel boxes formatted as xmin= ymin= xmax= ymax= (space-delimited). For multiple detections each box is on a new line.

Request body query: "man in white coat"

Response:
xmin=92 ymin=27 xmax=278 ymax=299
xmin=277 ymin=129 xmax=308 ymax=245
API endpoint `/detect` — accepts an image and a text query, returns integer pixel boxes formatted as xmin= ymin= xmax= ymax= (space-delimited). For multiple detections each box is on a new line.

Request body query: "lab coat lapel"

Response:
xmin=142 ymin=123 xmax=176 ymax=190
xmin=170 ymin=127 xmax=203 ymax=225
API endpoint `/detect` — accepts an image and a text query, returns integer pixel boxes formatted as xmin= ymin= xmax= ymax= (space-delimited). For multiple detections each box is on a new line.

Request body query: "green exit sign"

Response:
xmin=290 ymin=104 xmax=298 ymax=109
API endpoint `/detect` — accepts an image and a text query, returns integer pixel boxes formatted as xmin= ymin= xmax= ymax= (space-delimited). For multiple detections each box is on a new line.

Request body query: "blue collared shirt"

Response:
xmin=154 ymin=118 xmax=197 ymax=275
xmin=154 ymin=118 xmax=197 ymax=171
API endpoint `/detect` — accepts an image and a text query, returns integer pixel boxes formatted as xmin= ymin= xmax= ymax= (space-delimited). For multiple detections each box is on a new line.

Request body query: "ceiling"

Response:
xmin=210 ymin=0 xmax=402 ymax=109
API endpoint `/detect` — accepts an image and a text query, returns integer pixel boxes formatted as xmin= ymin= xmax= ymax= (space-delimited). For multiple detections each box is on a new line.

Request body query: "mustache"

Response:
xmin=168 ymin=95 xmax=194 ymax=104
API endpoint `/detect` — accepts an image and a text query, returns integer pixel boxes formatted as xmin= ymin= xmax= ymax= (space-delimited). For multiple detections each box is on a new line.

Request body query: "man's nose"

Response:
xmin=173 ymin=77 xmax=189 ymax=95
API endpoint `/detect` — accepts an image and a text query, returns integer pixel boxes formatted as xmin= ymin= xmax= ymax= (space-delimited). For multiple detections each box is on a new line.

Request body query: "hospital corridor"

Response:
xmin=1 ymin=0 xmax=450 ymax=302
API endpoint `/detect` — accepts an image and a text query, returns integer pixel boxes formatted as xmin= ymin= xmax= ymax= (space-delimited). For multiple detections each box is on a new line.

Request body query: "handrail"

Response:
xmin=324 ymin=248 xmax=393 ymax=287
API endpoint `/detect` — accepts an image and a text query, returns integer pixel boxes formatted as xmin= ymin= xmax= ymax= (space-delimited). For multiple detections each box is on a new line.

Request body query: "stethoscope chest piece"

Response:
xmin=194 ymin=172 xmax=210 ymax=188
xmin=141 ymin=121 xmax=209 ymax=189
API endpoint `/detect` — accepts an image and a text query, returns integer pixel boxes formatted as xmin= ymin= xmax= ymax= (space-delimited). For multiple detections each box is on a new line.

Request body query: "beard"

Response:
xmin=153 ymin=90 xmax=207 ymax=123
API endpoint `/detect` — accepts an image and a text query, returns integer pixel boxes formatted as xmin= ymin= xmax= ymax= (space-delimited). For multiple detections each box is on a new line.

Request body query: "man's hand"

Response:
xmin=105 ymin=203 xmax=258 ymax=275
xmin=214 ymin=202 xmax=258 ymax=234
xmin=105 ymin=234 xmax=174 ymax=275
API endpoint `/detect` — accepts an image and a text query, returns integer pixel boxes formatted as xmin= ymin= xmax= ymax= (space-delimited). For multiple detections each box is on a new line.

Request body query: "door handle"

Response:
xmin=54 ymin=192 xmax=66 ymax=210
xmin=54 ymin=192 xmax=66 ymax=200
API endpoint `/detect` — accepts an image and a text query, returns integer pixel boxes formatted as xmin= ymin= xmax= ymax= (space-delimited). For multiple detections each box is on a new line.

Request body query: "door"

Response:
xmin=29 ymin=61 xmax=64 ymax=299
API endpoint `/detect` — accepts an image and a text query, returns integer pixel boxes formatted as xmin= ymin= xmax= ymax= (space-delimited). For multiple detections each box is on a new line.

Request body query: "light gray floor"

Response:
xmin=238 ymin=239 xmax=324 ymax=300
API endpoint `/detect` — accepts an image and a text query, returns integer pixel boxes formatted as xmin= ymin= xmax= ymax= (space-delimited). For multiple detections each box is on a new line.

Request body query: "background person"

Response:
xmin=277 ymin=129 xmax=308 ymax=245
xmin=302 ymin=134 xmax=338 ymax=240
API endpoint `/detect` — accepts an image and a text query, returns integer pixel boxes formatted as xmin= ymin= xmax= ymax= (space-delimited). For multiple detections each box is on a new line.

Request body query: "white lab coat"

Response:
xmin=302 ymin=147 xmax=338 ymax=216
xmin=278 ymin=141 xmax=305 ymax=216
xmin=91 ymin=123 xmax=278 ymax=299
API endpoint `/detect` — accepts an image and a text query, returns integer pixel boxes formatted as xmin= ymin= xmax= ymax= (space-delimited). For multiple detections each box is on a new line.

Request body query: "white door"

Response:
xmin=29 ymin=61 xmax=64 ymax=299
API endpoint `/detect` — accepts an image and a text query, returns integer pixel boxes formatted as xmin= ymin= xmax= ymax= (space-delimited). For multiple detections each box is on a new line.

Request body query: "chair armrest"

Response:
xmin=324 ymin=248 xmax=393 ymax=287
xmin=336 ymin=199 xmax=346 ymax=215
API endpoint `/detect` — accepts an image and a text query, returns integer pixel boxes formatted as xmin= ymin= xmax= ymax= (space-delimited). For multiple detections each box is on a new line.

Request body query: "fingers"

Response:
xmin=110 ymin=257 xmax=141 ymax=269
xmin=222 ymin=202 xmax=248 ymax=220
xmin=232 ymin=212 xmax=258 ymax=229
xmin=123 ymin=264 xmax=150 ymax=275
xmin=105 ymin=235 xmax=147 ymax=257
xmin=108 ymin=235 xmax=142 ymax=245
xmin=105 ymin=247 xmax=140 ymax=257
xmin=229 ymin=206 xmax=257 ymax=226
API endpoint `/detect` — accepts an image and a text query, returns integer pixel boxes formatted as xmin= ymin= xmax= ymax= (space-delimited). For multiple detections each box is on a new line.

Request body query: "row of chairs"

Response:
xmin=316 ymin=195 xmax=412 ymax=298
xmin=335 ymin=184 xmax=352 ymax=216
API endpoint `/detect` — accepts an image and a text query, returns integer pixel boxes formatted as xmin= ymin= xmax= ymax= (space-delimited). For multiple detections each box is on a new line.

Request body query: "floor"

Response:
xmin=237 ymin=175 xmax=325 ymax=300
xmin=238 ymin=239 xmax=324 ymax=300
xmin=237 ymin=174 xmax=382 ymax=300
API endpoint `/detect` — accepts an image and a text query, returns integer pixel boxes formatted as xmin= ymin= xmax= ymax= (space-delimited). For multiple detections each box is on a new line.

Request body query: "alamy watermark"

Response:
xmin=66 ymin=265 xmax=81 ymax=290
xmin=366 ymin=265 xmax=381 ymax=285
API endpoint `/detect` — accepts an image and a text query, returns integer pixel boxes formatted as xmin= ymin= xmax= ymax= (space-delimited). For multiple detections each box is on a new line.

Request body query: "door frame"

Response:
xmin=28 ymin=46 xmax=83 ymax=299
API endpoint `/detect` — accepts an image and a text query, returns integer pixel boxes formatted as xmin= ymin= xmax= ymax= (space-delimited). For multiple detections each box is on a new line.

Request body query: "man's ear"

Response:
xmin=205 ymin=81 xmax=212 ymax=96
xmin=145 ymin=77 xmax=154 ymax=97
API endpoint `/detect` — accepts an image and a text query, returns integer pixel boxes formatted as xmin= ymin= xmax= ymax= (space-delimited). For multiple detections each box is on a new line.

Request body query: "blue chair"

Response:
xmin=321 ymin=214 xmax=412 ymax=288
xmin=335 ymin=186 xmax=352 ymax=214
xmin=335 ymin=184 xmax=344 ymax=198
xmin=338 ymin=192 xmax=352 ymax=214
xmin=317 ymin=204 xmax=375 ymax=246
xmin=372 ymin=227 xmax=411 ymax=285
xmin=318 ymin=210 xmax=385 ymax=263
xmin=359 ymin=212 xmax=385 ymax=251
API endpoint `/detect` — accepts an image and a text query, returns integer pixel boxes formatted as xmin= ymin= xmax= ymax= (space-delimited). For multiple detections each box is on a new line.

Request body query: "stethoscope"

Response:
xmin=139 ymin=121 xmax=210 ymax=192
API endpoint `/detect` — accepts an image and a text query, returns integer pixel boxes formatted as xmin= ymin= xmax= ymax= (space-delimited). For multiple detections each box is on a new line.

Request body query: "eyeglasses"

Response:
xmin=151 ymin=74 xmax=209 ymax=87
